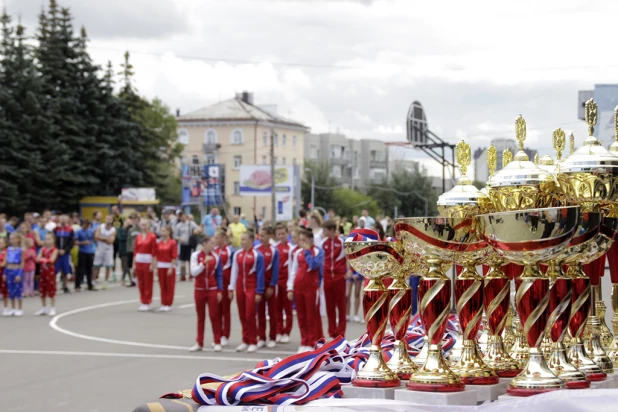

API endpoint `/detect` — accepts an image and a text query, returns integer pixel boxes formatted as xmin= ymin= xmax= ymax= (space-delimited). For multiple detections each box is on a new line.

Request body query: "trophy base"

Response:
xmin=353 ymin=345 xmax=401 ymax=388
xmin=386 ymin=340 xmax=417 ymax=381
xmin=484 ymin=335 xmax=522 ymax=377
xmin=547 ymin=342 xmax=590 ymax=389
xmin=408 ymin=343 xmax=465 ymax=393
xmin=568 ymin=339 xmax=607 ymax=381
xmin=507 ymin=349 xmax=565 ymax=396
xmin=451 ymin=340 xmax=499 ymax=385
xmin=607 ymin=338 xmax=618 ymax=368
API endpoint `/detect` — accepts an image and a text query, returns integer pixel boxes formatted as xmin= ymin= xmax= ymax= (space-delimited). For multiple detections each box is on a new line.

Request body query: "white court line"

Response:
xmin=178 ymin=303 xmax=195 ymax=309
xmin=48 ymin=298 xmax=296 ymax=355
xmin=0 ymin=349 xmax=264 ymax=362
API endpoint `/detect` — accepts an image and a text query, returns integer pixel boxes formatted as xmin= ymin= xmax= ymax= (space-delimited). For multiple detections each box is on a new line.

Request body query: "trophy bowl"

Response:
xmin=344 ymin=240 xmax=402 ymax=388
xmin=395 ymin=217 xmax=489 ymax=392
xmin=479 ymin=206 xmax=580 ymax=396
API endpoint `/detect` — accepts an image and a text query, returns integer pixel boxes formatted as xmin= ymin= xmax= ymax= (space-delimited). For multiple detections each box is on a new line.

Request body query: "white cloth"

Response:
xmin=135 ymin=253 xmax=153 ymax=264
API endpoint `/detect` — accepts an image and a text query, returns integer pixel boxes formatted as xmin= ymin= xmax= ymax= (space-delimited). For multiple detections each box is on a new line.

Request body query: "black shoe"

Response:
xmin=74 ymin=287 xmax=81 ymax=292
xmin=88 ymin=287 xmax=98 ymax=291
xmin=63 ymin=287 xmax=71 ymax=294
xmin=128 ymin=282 xmax=137 ymax=287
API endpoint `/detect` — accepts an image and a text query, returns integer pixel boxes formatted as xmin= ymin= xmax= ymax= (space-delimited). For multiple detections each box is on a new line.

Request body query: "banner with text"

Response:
xmin=239 ymin=165 xmax=293 ymax=196
xmin=181 ymin=164 xmax=224 ymax=206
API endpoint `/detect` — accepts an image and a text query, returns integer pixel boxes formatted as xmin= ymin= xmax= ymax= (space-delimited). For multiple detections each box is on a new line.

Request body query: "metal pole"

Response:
xmin=394 ymin=205 xmax=398 ymax=219
xmin=442 ymin=146 xmax=446 ymax=194
xmin=311 ymin=171 xmax=315 ymax=213
xmin=270 ymin=127 xmax=277 ymax=224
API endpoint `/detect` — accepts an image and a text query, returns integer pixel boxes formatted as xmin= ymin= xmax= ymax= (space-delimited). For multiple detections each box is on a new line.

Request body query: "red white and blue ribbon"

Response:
xmin=345 ymin=228 xmax=380 ymax=242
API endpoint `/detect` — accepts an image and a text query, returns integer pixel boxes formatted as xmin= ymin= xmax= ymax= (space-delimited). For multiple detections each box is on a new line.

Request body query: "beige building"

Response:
xmin=176 ymin=92 xmax=309 ymax=219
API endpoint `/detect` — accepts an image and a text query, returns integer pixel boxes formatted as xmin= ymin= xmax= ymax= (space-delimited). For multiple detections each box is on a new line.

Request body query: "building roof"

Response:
xmin=177 ymin=97 xmax=309 ymax=130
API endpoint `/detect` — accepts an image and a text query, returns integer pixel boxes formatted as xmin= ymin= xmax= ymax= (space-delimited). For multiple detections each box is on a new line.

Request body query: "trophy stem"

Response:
xmin=502 ymin=306 xmax=516 ymax=349
xmin=607 ymin=283 xmax=618 ymax=367
xmin=510 ymin=314 xmax=530 ymax=367
xmin=353 ymin=280 xmax=400 ymax=387
xmin=414 ymin=336 xmax=429 ymax=367
xmin=386 ymin=278 xmax=417 ymax=379
xmin=585 ymin=283 xmax=613 ymax=373
xmin=593 ymin=283 xmax=613 ymax=350
xmin=408 ymin=260 xmax=464 ymax=392
xmin=484 ymin=334 xmax=521 ymax=377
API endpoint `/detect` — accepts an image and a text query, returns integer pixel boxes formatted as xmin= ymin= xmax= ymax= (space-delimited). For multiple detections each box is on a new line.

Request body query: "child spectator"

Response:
xmin=0 ymin=238 xmax=8 ymax=315
xmin=22 ymin=238 xmax=37 ymax=297
xmin=2 ymin=232 xmax=25 ymax=316
xmin=36 ymin=233 xmax=58 ymax=315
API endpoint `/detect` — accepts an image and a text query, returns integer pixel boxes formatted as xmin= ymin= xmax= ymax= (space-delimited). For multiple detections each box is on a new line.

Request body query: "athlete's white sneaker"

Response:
xmin=247 ymin=344 xmax=257 ymax=353
xmin=35 ymin=307 xmax=47 ymax=316
xmin=220 ymin=336 xmax=229 ymax=347
xmin=275 ymin=334 xmax=282 ymax=343
xmin=13 ymin=309 xmax=23 ymax=317
xmin=48 ymin=307 xmax=56 ymax=316
xmin=157 ymin=306 xmax=167 ymax=312
xmin=297 ymin=346 xmax=306 ymax=353
xmin=266 ymin=340 xmax=276 ymax=349
xmin=213 ymin=344 xmax=222 ymax=352
xmin=257 ymin=340 xmax=266 ymax=348
xmin=2 ymin=308 xmax=12 ymax=316
xmin=138 ymin=304 xmax=150 ymax=312
xmin=281 ymin=334 xmax=290 ymax=344
xmin=189 ymin=344 xmax=203 ymax=352
xmin=353 ymin=315 xmax=361 ymax=323
xmin=236 ymin=343 xmax=249 ymax=352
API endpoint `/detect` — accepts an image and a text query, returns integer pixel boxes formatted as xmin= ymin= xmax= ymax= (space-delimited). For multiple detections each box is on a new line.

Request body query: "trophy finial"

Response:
xmin=502 ymin=148 xmax=513 ymax=168
xmin=515 ymin=115 xmax=526 ymax=151
xmin=569 ymin=132 xmax=575 ymax=155
xmin=553 ymin=128 xmax=565 ymax=161
xmin=585 ymin=98 xmax=598 ymax=137
xmin=534 ymin=153 xmax=539 ymax=165
xmin=456 ymin=140 xmax=471 ymax=177
xmin=487 ymin=145 xmax=497 ymax=176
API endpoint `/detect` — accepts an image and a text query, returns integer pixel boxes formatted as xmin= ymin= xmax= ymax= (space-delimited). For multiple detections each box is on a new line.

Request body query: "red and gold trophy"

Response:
xmin=556 ymin=99 xmax=618 ymax=377
xmin=396 ymin=217 xmax=486 ymax=392
xmin=344 ymin=239 xmax=401 ymax=388
xmin=435 ymin=140 xmax=498 ymax=384
xmin=480 ymin=206 xmax=579 ymax=395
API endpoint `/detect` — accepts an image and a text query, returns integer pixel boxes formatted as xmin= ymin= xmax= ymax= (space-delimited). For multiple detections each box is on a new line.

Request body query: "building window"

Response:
xmin=262 ymin=155 xmax=268 ymax=165
xmin=371 ymin=150 xmax=386 ymax=162
xmin=233 ymin=182 xmax=240 ymax=195
xmin=282 ymin=134 xmax=287 ymax=147
xmin=331 ymin=165 xmax=342 ymax=178
xmin=310 ymin=145 xmax=318 ymax=160
xmin=282 ymin=157 xmax=286 ymax=165
xmin=331 ymin=145 xmax=342 ymax=159
xmin=343 ymin=148 xmax=351 ymax=160
xmin=232 ymin=129 xmax=243 ymax=145
xmin=293 ymin=135 xmax=297 ymax=148
xmin=274 ymin=156 xmax=278 ymax=165
xmin=274 ymin=134 xmax=278 ymax=147
xmin=205 ymin=154 xmax=216 ymax=164
xmin=262 ymin=206 xmax=267 ymax=220
xmin=191 ymin=155 xmax=199 ymax=165
xmin=178 ymin=129 xmax=189 ymax=145
xmin=293 ymin=158 xmax=297 ymax=166
xmin=354 ymin=168 xmax=360 ymax=179
xmin=263 ymin=132 xmax=268 ymax=147
xmin=233 ymin=207 xmax=241 ymax=215
xmin=353 ymin=151 xmax=359 ymax=165
xmin=204 ymin=129 xmax=217 ymax=144
xmin=233 ymin=155 xmax=242 ymax=169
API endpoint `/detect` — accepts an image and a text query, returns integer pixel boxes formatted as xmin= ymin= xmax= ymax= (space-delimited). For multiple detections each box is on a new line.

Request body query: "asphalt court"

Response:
xmin=0 ymin=280 xmax=367 ymax=412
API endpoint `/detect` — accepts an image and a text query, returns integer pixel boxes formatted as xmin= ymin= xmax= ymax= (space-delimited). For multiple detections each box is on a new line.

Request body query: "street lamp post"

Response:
xmin=304 ymin=167 xmax=315 ymax=213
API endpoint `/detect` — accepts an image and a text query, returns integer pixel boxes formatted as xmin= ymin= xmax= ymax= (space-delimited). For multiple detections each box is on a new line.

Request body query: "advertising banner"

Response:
xmin=239 ymin=165 xmax=293 ymax=196
xmin=120 ymin=188 xmax=156 ymax=201
xmin=276 ymin=192 xmax=294 ymax=221
xmin=181 ymin=164 xmax=224 ymax=206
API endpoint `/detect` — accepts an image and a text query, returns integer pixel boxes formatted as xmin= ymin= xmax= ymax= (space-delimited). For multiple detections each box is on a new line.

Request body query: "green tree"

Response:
xmin=301 ymin=159 xmax=336 ymax=210
xmin=330 ymin=188 xmax=380 ymax=219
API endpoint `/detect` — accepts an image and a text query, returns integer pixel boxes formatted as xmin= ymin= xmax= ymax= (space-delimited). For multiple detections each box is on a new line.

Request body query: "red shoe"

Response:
xmin=180 ymin=275 xmax=186 ymax=282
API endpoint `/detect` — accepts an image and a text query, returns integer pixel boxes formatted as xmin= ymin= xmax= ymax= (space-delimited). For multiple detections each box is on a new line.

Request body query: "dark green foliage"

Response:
xmin=0 ymin=1 xmax=181 ymax=215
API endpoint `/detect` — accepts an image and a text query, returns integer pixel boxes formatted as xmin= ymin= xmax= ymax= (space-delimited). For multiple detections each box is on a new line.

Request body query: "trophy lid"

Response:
xmin=486 ymin=115 xmax=555 ymax=188
xmin=437 ymin=140 xmax=489 ymax=216
xmin=609 ymin=105 xmax=618 ymax=154
xmin=557 ymin=99 xmax=618 ymax=175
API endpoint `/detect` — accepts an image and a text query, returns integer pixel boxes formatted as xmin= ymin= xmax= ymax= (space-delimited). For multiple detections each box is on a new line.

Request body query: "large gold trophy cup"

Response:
xmin=479 ymin=206 xmax=580 ymax=396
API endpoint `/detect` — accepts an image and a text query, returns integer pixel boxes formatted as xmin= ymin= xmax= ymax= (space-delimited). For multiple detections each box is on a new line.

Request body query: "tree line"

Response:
xmin=0 ymin=0 xmax=182 ymax=215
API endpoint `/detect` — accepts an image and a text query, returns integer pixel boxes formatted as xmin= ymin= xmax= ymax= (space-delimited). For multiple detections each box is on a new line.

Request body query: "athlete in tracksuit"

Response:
xmin=214 ymin=228 xmax=234 ymax=346
xmin=133 ymin=219 xmax=158 ymax=311
xmin=275 ymin=224 xmax=293 ymax=343
xmin=321 ymin=221 xmax=348 ymax=339
xmin=190 ymin=236 xmax=223 ymax=352
xmin=287 ymin=229 xmax=324 ymax=351
xmin=256 ymin=227 xmax=279 ymax=348
xmin=229 ymin=231 xmax=265 ymax=353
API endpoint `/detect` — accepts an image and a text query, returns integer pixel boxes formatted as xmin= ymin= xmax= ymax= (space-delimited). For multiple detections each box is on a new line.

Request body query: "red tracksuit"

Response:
xmin=190 ymin=250 xmax=223 ymax=346
xmin=156 ymin=239 xmax=178 ymax=307
xmin=37 ymin=247 xmax=57 ymax=299
xmin=288 ymin=246 xmax=324 ymax=347
xmin=214 ymin=244 xmax=234 ymax=339
xmin=257 ymin=244 xmax=279 ymax=342
xmin=276 ymin=241 xmax=293 ymax=336
xmin=133 ymin=232 xmax=157 ymax=305
xmin=322 ymin=236 xmax=347 ymax=338
xmin=230 ymin=248 xmax=265 ymax=345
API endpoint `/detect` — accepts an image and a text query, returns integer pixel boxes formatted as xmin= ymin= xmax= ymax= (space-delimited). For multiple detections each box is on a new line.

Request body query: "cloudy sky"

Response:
xmin=5 ymin=0 xmax=618 ymax=177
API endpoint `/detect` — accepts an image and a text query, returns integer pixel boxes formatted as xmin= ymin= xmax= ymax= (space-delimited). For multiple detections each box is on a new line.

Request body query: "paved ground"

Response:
xmin=0 ymin=279 xmax=367 ymax=412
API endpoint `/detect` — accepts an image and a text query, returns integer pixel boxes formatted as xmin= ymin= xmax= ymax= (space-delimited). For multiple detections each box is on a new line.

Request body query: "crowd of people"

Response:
xmin=0 ymin=205 xmax=390 ymax=353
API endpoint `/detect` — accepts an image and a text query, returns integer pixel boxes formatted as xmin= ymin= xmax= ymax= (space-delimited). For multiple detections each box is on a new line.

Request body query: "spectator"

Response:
xmin=309 ymin=212 xmax=324 ymax=246
xmin=22 ymin=238 xmax=37 ymax=298
xmin=124 ymin=214 xmax=140 ymax=287
xmin=54 ymin=214 xmax=74 ymax=294
xmin=0 ymin=218 xmax=8 ymax=239
xmin=229 ymin=214 xmax=247 ymax=249
xmin=75 ymin=218 xmax=96 ymax=291
xmin=18 ymin=222 xmax=36 ymax=252
xmin=110 ymin=205 xmax=125 ymax=278
xmin=93 ymin=215 xmax=116 ymax=289
xmin=239 ymin=213 xmax=249 ymax=229
xmin=117 ymin=219 xmax=132 ymax=286
xmin=43 ymin=210 xmax=56 ymax=232
xmin=361 ymin=208 xmax=375 ymax=228
xmin=3 ymin=232 xmax=25 ymax=316
xmin=174 ymin=212 xmax=199 ymax=281
xmin=34 ymin=216 xmax=49 ymax=248
xmin=92 ymin=211 xmax=103 ymax=231
xmin=341 ymin=217 xmax=352 ymax=235
xmin=201 ymin=207 xmax=222 ymax=237
xmin=0 ymin=237 xmax=7 ymax=315
xmin=157 ymin=209 xmax=175 ymax=237
xmin=326 ymin=209 xmax=336 ymax=222
xmin=35 ymin=233 xmax=58 ymax=315
xmin=298 ymin=210 xmax=308 ymax=228
xmin=70 ymin=213 xmax=82 ymax=278
xmin=6 ymin=216 xmax=18 ymax=233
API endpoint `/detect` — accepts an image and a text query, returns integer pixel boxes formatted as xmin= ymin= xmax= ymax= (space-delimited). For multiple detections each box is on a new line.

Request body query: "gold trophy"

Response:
xmin=435 ymin=140 xmax=498 ymax=384
xmin=556 ymin=98 xmax=618 ymax=376
xmin=395 ymin=217 xmax=485 ymax=392
xmin=344 ymin=239 xmax=401 ymax=388
xmin=480 ymin=206 xmax=580 ymax=395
